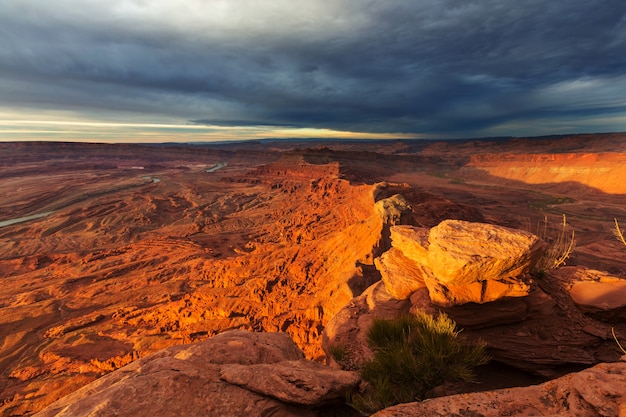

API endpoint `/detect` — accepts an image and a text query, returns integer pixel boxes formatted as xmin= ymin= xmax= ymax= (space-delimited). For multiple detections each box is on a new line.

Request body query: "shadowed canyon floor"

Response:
xmin=2 ymin=135 xmax=626 ymax=415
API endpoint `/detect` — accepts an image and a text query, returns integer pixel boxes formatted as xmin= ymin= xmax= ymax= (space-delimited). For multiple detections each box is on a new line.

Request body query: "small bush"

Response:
xmin=350 ymin=311 xmax=489 ymax=414
xmin=329 ymin=343 xmax=349 ymax=363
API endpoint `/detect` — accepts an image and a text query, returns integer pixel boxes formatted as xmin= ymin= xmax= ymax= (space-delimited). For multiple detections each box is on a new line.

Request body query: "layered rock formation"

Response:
xmin=34 ymin=330 xmax=359 ymax=417
xmin=467 ymin=152 xmax=626 ymax=194
xmin=325 ymin=219 xmax=624 ymax=379
xmin=4 ymin=137 xmax=626 ymax=416
xmin=0 ymin=148 xmax=417 ymax=415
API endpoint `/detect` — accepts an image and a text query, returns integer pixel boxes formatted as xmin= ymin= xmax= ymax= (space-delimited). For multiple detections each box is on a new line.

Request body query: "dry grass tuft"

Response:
xmin=532 ymin=214 xmax=576 ymax=275
xmin=614 ymin=218 xmax=626 ymax=246
xmin=612 ymin=327 xmax=626 ymax=355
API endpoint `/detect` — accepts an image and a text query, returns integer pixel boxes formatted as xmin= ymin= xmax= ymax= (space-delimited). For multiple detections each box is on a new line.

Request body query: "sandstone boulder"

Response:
xmin=381 ymin=221 xmax=545 ymax=306
xmin=370 ymin=227 xmax=619 ymax=377
xmin=425 ymin=220 xmax=544 ymax=286
xmin=373 ymin=356 xmax=626 ymax=417
xmin=34 ymin=330 xmax=359 ymax=417
xmin=387 ymin=225 xmax=429 ymax=260
xmin=424 ymin=275 xmax=531 ymax=306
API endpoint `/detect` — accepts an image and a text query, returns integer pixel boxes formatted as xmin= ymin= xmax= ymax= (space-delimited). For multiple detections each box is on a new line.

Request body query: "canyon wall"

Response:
xmin=468 ymin=152 xmax=626 ymax=194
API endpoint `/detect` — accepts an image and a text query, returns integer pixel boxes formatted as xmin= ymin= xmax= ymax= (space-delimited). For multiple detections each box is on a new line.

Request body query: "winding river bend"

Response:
xmin=206 ymin=162 xmax=228 ymax=172
xmin=0 ymin=211 xmax=55 ymax=228
xmin=1 ymin=175 xmax=162 ymax=229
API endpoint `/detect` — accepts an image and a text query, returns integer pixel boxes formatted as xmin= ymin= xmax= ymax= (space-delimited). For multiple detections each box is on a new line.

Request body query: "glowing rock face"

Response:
xmin=377 ymin=221 xmax=545 ymax=306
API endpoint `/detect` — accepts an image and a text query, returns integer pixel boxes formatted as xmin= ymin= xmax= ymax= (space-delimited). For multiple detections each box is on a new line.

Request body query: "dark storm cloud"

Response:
xmin=1 ymin=0 xmax=626 ymax=137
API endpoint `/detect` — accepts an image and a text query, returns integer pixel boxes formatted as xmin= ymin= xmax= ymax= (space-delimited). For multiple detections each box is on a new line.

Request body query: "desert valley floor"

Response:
xmin=2 ymin=135 xmax=626 ymax=416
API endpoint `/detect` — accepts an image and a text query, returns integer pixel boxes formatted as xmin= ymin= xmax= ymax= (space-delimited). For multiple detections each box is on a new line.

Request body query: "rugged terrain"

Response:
xmin=2 ymin=134 xmax=626 ymax=415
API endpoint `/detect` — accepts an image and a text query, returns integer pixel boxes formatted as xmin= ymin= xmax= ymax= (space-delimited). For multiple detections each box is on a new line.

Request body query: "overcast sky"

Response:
xmin=1 ymin=0 xmax=626 ymax=142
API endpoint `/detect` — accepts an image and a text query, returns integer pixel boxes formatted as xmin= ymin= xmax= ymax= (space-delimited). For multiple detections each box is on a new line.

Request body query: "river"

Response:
xmin=0 ymin=211 xmax=55 ymax=228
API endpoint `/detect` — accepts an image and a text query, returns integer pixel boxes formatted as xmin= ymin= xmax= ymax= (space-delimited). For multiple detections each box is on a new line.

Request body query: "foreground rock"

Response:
xmin=408 ymin=267 xmax=618 ymax=377
xmin=567 ymin=268 xmax=626 ymax=322
xmin=373 ymin=356 xmax=626 ymax=417
xmin=378 ymin=221 xmax=545 ymax=306
xmin=34 ymin=330 xmax=359 ymax=417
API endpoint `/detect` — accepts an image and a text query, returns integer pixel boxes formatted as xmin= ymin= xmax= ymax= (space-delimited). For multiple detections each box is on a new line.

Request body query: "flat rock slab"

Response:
xmin=220 ymin=359 xmax=360 ymax=406
xmin=566 ymin=269 xmax=626 ymax=322
xmin=570 ymin=280 xmax=626 ymax=311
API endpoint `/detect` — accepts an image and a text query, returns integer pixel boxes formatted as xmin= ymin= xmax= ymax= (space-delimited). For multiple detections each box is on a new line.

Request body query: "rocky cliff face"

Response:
xmin=467 ymin=152 xmax=626 ymax=194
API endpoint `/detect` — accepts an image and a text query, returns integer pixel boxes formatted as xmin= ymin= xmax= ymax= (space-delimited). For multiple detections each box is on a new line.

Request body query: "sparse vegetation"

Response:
xmin=329 ymin=343 xmax=349 ymax=363
xmin=532 ymin=214 xmax=576 ymax=276
xmin=612 ymin=327 xmax=626 ymax=355
xmin=528 ymin=195 xmax=575 ymax=210
xmin=349 ymin=311 xmax=489 ymax=415
xmin=614 ymin=218 xmax=626 ymax=246
xmin=428 ymin=170 xmax=449 ymax=179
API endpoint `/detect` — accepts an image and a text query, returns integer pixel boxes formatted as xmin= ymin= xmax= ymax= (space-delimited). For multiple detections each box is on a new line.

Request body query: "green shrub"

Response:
xmin=350 ymin=311 xmax=489 ymax=414
xmin=329 ymin=343 xmax=349 ymax=362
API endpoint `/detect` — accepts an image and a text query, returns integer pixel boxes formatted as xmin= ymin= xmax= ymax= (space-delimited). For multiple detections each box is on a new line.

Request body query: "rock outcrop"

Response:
xmin=375 ymin=248 xmax=427 ymax=300
xmin=373 ymin=356 xmax=626 ymax=417
xmin=440 ymin=286 xmax=556 ymax=328
xmin=34 ymin=330 xmax=359 ymax=417
xmin=373 ymin=194 xmax=413 ymax=227
xmin=373 ymin=192 xmax=413 ymax=252
xmin=326 ymin=225 xmax=624 ymax=379
xmin=377 ymin=221 xmax=545 ymax=306
xmin=567 ymin=269 xmax=626 ymax=322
